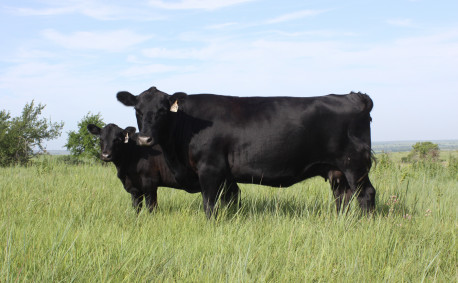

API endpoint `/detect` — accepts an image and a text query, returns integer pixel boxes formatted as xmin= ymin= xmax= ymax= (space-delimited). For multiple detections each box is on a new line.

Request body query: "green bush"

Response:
xmin=0 ymin=101 xmax=64 ymax=167
xmin=406 ymin=141 xmax=440 ymax=162
xmin=65 ymin=112 xmax=105 ymax=161
xmin=447 ymin=154 xmax=457 ymax=178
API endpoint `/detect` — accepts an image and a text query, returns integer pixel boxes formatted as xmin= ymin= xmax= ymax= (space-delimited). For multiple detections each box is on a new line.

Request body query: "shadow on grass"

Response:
xmin=146 ymin=189 xmax=415 ymax=221
xmin=209 ymin=195 xmax=340 ymax=221
xmin=215 ymin=195 xmax=416 ymax=221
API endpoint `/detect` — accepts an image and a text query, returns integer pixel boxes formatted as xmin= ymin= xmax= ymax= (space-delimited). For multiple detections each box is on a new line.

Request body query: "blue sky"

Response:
xmin=1 ymin=0 xmax=457 ymax=150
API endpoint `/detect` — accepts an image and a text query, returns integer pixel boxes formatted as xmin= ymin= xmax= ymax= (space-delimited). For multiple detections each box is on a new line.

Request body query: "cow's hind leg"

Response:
xmin=201 ymin=186 xmax=219 ymax=219
xmin=221 ymin=181 xmax=241 ymax=208
xmin=145 ymin=188 xmax=158 ymax=212
xmin=328 ymin=170 xmax=352 ymax=213
xmin=353 ymin=174 xmax=376 ymax=212
xmin=341 ymin=165 xmax=376 ymax=213
xmin=130 ymin=191 xmax=144 ymax=213
xmin=336 ymin=146 xmax=376 ymax=213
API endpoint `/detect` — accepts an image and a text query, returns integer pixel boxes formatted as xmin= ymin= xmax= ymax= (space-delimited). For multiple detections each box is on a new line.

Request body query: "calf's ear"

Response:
xmin=117 ymin=91 xmax=137 ymax=106
xmin=123 ymin=127 xmax=137 ymax=143
xmin=87 ymin=124 xmax=101 ymax=136
xmin=124 ymin=126 xmax=136 ymax=135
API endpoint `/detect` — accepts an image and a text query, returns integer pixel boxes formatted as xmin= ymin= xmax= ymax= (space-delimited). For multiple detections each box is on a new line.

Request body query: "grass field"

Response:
xmin=1 ymin=152 xmax=457 ymax=282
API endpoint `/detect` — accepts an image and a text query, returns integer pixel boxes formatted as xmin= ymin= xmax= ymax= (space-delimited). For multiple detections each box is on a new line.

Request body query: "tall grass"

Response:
xmin=1 ymin=153 xmax=457 ymax=282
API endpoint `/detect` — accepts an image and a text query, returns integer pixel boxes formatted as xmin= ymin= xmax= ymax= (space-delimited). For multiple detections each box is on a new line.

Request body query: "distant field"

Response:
xmin=1 ymin=153 xmax=457 ymax=281
xmin=372 ymin=140 xmax=458 ymax=153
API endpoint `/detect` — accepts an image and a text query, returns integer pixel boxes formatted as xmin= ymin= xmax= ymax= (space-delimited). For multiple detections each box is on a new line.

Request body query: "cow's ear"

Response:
xmin=171 ymin=92 xmax=187 ymax=102
xmin=123 ymin=127 xmax=136 ymax=143
xmin=87 ymin=124 xmax=101 ymax=136
xmin=117 ymin=91 xmax=137 ymax=106
xmin=169 ymin=92 xmax=187 ymax=112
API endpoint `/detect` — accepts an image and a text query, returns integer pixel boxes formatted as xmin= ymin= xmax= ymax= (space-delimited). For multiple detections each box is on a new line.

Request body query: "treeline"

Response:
xmin=373 ymin=140 xmax=458 ymax=153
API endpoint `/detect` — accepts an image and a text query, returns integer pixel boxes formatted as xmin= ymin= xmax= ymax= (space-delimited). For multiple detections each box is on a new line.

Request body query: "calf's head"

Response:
xmin=87 ymin=123 xmax=136 ymax=161
xmin=117 ymin=87 xmax=184 ymax=147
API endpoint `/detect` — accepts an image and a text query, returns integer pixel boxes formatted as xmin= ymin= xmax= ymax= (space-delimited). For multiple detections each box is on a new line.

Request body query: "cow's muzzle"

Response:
xmin=137 ymin=135 xmax=154 ymax=146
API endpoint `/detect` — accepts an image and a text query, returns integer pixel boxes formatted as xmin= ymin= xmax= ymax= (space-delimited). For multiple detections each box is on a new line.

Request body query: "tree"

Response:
xmin=407 ymin=141 xmax=440 ymax=162
xmin=0 ymin=101 xmax=64 ymax=166
xmin=65 ymin=112 xmax=105 ymax=161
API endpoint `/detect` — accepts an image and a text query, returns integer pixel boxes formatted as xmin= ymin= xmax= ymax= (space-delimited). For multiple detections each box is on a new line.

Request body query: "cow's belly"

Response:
xmin=228 ymin=138 xmax=318 ymax=187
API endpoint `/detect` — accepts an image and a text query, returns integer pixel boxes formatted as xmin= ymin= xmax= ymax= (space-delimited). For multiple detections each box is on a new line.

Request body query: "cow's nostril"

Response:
xmin=137 ymin=136 xmax=154 ymax=146
xmin=102 ymin=153 xmax=112 ymax=160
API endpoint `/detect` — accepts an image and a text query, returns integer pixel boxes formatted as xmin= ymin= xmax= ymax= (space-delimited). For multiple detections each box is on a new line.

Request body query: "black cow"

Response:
xmin=117 ymin=87 xmax=376 ymax=217
xmin=87 ymin=123 xmax=200 ymax=213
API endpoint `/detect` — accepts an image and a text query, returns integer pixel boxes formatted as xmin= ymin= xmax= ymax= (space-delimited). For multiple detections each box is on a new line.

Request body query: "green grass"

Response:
xmin=1 ymin=153 xmax=457 ymax=282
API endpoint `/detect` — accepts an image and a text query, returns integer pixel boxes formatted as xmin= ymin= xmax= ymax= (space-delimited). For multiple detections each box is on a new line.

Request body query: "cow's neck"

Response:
xmin=158 ymin=112 xmax=193 ymax=183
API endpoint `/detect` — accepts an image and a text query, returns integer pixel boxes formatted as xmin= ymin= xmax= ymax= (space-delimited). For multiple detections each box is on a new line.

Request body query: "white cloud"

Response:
xmin=9 ymin=1 xmax=164 ymax=21
xmin=142 ymin=46 xmax=219 ymax=60
xmin=386 ymin=18 xmax=415 ymax=27
xmin=0 ymin=62 xmax=67 ymax=89
xmin=6 ymin=48 xmax=58 ymax=62
xmin=267 ymin=10 xmax=324 ymax=24
xmin=121 ymin=64 xmax=189 ymax=77
xmin=205 ymin=22 xmax=238 ymax=30
xmin=42 ymin=29 xmax=152 ymax=52
xmin=261 ymin=29 xmax=360 ymax=38
xmin=148 ymin=0 xmax=255 ymax=10
xmin=12 ymin=6 xmax=76 ymax=16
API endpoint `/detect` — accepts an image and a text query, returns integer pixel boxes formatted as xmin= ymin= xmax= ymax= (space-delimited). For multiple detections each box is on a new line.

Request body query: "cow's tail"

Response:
xmin=347 ymin=92 xmax=375 ymax=171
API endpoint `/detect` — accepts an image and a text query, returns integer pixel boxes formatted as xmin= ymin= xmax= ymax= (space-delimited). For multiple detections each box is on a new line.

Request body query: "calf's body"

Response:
xmin=88 ymin=123 xmax=199 ymax=212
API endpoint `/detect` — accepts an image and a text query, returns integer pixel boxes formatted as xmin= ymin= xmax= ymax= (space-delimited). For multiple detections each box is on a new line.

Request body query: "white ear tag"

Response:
xmin=170 ymin=100 xmax=178 ymax=112
xmin=124 ymin=133 xmax=129 ymax=143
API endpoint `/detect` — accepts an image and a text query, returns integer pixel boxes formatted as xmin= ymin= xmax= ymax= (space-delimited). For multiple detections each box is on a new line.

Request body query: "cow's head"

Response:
xmin=87 ymin=123 xmax=136 ymax=161
xmin=117 ymin=87 xmax=186 ymax=147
